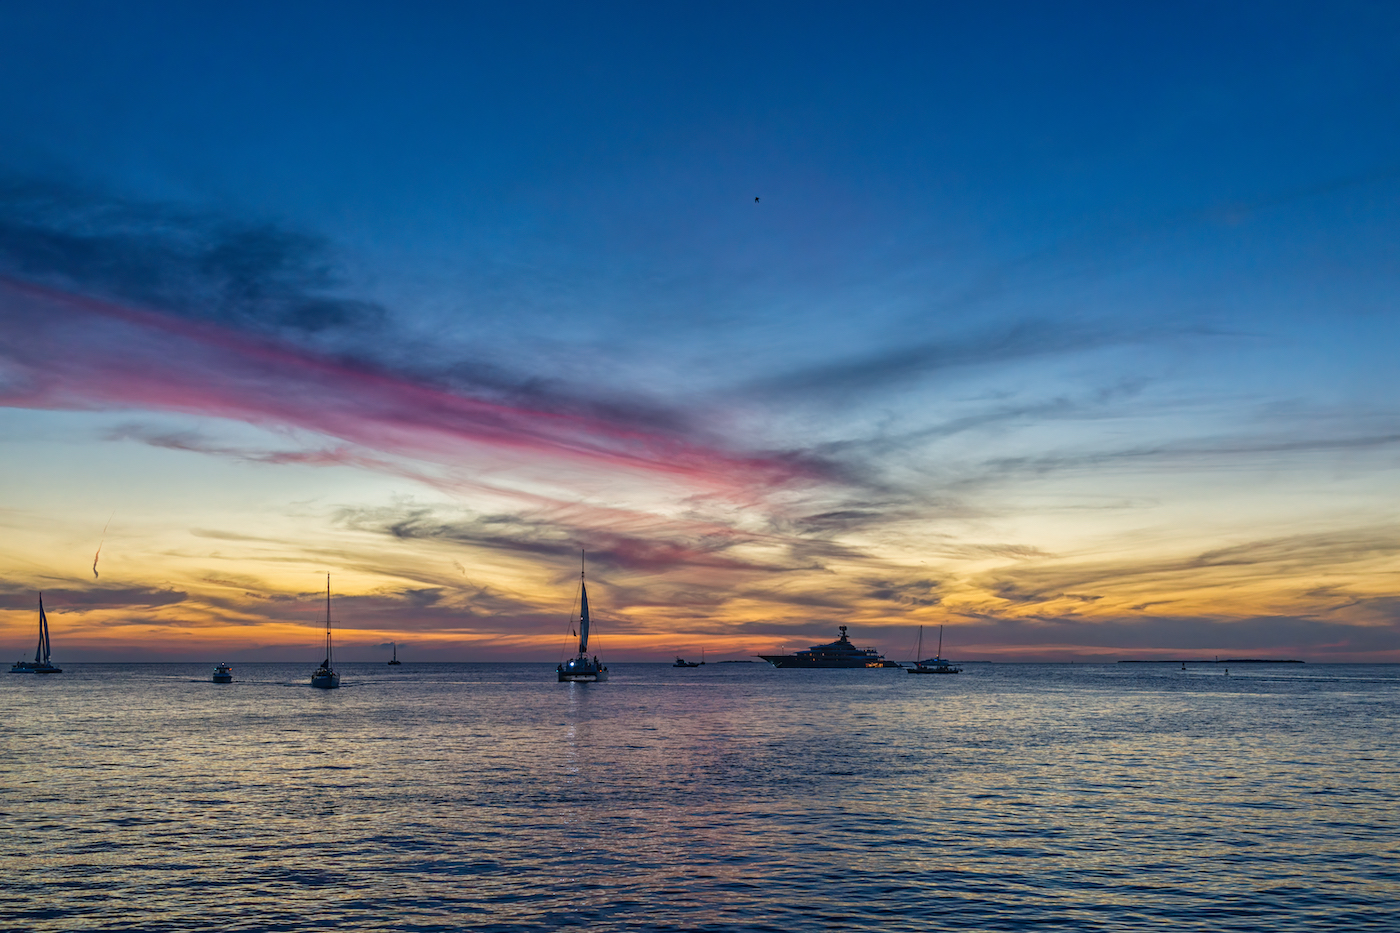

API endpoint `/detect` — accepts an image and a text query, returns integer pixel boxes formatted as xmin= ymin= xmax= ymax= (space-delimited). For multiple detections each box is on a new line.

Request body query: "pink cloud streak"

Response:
xmin=0 ymin=277 xmax=813 ymax=493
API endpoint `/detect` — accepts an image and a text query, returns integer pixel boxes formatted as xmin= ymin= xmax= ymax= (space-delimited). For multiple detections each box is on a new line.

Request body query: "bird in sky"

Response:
xmin=754 ymin=196 xmax=760 ymax=202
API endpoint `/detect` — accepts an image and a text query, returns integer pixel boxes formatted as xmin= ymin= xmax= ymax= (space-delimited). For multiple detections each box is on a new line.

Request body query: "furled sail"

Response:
xmin=577 ymin=580 xmax=590 ymax=655
xmin=37 ymin=595 xmax=49 ymax=665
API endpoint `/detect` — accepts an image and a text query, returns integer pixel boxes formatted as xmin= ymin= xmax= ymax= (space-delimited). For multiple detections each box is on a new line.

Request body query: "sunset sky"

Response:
xmin=2 ymin=2 xmax=1399 ymax=662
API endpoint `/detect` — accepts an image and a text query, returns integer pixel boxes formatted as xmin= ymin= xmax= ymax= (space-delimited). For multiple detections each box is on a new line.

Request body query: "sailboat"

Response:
xmin=310 ymin=574 xmax=341 ymax=689
xmin=907 ymin=625 xmax=962 ymax=674
xmin=388 ymin=642 xmax=402 ymax=665
xmin=10 ymin=594 xmax=62 ymax=674
xmin=557 ymin=551 xmax=608 ymax=682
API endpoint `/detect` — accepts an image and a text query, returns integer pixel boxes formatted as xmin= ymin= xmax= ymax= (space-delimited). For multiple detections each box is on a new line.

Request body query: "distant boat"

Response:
xmin=388 ymin=642 xmax=402 ymax=665
xmin=907 ymin=625 xmax=961 ymax=674
xmin=212 ymin=662 xmax=233 ymax=683
xmin=310 ymin=574 xmax=341 ymax=689
xmin=758 ymin=626 xmax=901 ymax=668
xmin=674 ymin=647 xmax=706 ymax=667
xmin=557 ymin=551 xmax=608 ymax=682
xmin=10 ymin=594 xmax=62 ymax=674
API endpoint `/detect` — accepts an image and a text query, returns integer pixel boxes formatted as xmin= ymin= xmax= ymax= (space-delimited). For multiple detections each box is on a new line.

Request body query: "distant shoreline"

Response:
xmin=1118 ymin=659 xmax=1304 ymax=664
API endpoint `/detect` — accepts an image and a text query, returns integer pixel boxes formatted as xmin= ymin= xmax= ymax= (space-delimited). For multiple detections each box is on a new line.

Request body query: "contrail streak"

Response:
xmin=94 ymin=510 xmax=115 ymax=579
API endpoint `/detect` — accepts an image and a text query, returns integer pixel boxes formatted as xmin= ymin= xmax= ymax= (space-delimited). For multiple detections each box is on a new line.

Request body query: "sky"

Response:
xmin=1 ymin=1 xmax=1399 ymax=662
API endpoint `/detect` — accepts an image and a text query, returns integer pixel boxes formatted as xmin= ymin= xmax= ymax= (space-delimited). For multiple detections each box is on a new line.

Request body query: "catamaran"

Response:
xmin=388 ymin=641 xmax=401 ymax=665
xmin=310 ymin=574 xmax=341 ymax=689
xmin=11 ymin=594 xmax=62 ymax=674
xmin=557 ymin=552 xmax=608 ymax=682
xmin=907 ymin=625 xmax=962 ymax=674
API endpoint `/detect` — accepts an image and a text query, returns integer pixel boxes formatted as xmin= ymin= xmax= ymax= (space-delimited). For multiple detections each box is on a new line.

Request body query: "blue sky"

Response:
xmin=1 ymin=2 xmax=1398 ymax=660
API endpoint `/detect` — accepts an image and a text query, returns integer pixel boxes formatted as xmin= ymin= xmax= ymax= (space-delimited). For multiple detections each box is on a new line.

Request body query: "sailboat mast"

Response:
xmin=937 ymin=625 xmax=943 ymax=658
xmin=325 ymin=574 xmax=333 ymax=666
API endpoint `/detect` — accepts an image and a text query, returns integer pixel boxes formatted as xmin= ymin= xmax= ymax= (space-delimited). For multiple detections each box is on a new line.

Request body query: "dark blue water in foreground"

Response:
xmin=2 ymin=662 xmax=1398 ymax=931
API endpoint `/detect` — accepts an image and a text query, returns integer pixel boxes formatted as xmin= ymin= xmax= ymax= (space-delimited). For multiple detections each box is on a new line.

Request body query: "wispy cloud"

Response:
xmin=0 ymin=275 xmax=817 ymax=494
xmin=0 ymin=586 xmax=187 ymax=610
xmin=0 ymin=179 xmax=834 ymax=498
xmin=0 ymin=177 xmax=386 ymax=336
xmin=336 ymin=502 xmax=799 ymax=576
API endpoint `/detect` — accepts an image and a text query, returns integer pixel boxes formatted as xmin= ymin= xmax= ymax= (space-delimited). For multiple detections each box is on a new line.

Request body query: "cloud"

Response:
xmin=741 ymin=319 xmax=1113 ymax=401
xmin=0 ymin=177 xmax=836 ymax=501
xmin=0 ymin=177 xmax=747 ymax=448
xmin=0 ymin=275 xmax=815 ymax=494
xmin=943 ymin=613 xmax=1400 ymax=659
xmin=0 ymin=587 xmax=187 ymax=610
xmin=336 ymin=502 xmax=798 ymax=576
xmin=969 ymin=527 xmax=1400 ymax=620
xmin=0 ymin=177 xmax=386 ymax=336
xmin=861 ymin=577 xmax=941 ymax=606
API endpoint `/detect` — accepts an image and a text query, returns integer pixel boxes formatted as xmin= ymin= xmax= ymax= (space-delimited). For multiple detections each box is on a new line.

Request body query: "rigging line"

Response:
xmin=560 ymin=576 xmax=584 ymax=663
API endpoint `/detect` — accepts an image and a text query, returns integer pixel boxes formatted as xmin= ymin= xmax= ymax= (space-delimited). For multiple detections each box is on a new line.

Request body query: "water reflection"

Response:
xmin=2 ymin=662 xmax=1396 ymax=931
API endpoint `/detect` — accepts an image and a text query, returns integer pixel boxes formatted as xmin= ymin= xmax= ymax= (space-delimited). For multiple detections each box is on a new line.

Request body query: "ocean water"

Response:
xmin=2 ymin=661 xmax=1397 ymax=931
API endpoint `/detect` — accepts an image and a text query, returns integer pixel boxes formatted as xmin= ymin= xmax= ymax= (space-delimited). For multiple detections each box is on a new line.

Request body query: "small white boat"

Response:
xmin=310 ymin=574 xmax=341 ymax=689
xmin=557 ymin=552 xmax=608 ymax=683
xmin=10 ymin=594 xmax=62 ymax=674
xmin=212 ymin=663 xmax=233 ymax=683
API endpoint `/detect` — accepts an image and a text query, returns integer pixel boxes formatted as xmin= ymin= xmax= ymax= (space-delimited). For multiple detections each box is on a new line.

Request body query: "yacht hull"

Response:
xmin=758 ymin=655 xmax=887 ymax=668
xmin=757 ymin=626 xmax=895 ymax=668
xmin=9 ymin=663 xmax=62 ymax=674
xmin=311 ymin=673 xmax=340 ymax=689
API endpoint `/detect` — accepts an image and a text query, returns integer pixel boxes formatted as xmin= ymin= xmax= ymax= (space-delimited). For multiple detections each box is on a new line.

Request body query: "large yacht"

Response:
xmin=758 ymin=626 xmax=901 ymax=668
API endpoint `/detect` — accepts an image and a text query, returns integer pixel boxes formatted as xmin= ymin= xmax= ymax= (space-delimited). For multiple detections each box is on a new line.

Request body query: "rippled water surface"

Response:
xmin=3 ymin=662 xmax=1398 ymax=931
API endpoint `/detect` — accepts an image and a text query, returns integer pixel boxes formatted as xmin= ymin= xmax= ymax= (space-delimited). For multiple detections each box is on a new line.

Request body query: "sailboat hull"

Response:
xmin=558 ymin=670 xmax=608 ymax=682
xmin=311 ymin=672 xmax=340 ymax=689
xmin=9 ymin=662 xmax=62 ymax=674
xmin=557 ymin=656 xmax=608 ymax=682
